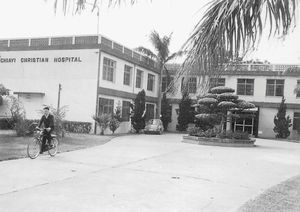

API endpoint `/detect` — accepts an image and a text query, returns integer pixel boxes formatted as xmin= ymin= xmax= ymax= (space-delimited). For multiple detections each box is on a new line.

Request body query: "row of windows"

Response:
xmin=98 ymin=97 xmax=156 ymax=121
xmin=209 ymin=78 xmax=299 ymax=97
xmin=102 ymin=57 xmax=155 ymax=92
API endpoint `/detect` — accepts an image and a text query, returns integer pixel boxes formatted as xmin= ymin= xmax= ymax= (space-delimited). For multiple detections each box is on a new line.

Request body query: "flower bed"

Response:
xmin=182 ymin=135 xmax=256 ymax=147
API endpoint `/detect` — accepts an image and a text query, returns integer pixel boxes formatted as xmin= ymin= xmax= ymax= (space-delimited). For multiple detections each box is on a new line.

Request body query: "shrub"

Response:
xmin=93 ymin=114 xmax=111 ymax=135
xmin=0 ymin=118 xmax=13 ymax=129
xmin=63 ymin=121 xmax=92 ymax=134
xmin=210 ymin=86 xmax=235 ymax=94
xmin=188 ymin=126 xmax=219 ymax=137
xmin=131 ymin=90 xmax=146 ymax=133
xmin=217 ymin=131 xmax=250 ymax=140
xmin=109 ymin=117 xmax=120 ymax=134
xmin=177 ymin=91 xmax=194 ymax=131
xmin=273 ymin=97 xmax=292 ymax=138
xmin=161 ymin=93 xmax=171 ymax=131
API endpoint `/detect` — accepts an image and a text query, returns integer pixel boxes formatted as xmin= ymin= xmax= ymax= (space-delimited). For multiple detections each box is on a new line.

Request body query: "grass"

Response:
xmin=0 ymin=132 xmax=119 ymax=161
xmin=239 ymin=175 xmax=300 ymax=212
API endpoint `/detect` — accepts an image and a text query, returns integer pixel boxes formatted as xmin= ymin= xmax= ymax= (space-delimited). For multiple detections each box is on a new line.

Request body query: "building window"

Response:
xmin=147 ymin=74 xmax=155 ymax=91
xmin=237 ymin=79 xmax=254 ymax=95
xmin=102 ymin=57 xmax=116 ymax=82
xmin=123 ymin=65 xmax=132 ymax=86
xmin=145 ymin=103 xmax=155 ymax=121
xmin=181 ymin=77 xmax=197 ymax=93
xmin=136 ymin=69 xmax=143 ymax=88
xmin=296 ymin=80 xmax=300 ymax=97
xmin=161 ymin=76 xmax=174 ymax=92
xmin=98 ymin=98 xmax=114 ymax=115
xmin=209 ymin=78 xmax=225 ymax=88
xmin=122 ymin=101 xmax=131 ymax=121
xmin=266 ymin=79 xmax=284 ymax=96
xmin=293 ymin=112 xmax=300 ymax=130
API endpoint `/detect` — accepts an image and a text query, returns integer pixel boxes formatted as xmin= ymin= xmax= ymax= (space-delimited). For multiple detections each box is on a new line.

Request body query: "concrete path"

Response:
xmin=1 ymin=134 xmax=300 ymax=212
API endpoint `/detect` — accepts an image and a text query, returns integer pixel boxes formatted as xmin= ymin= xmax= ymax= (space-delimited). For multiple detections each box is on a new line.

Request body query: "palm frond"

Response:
xmin=52 ymin=0 xmax=141 ymax=14
xmin=134 ymin=46 xmax=157 ymax=60
xmin=180 ymin=0 xmax=298 ymax=84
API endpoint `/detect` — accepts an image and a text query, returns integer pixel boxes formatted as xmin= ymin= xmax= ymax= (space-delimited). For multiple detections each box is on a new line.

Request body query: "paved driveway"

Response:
xmin=0 ymin=134 xmax=300 ymax=212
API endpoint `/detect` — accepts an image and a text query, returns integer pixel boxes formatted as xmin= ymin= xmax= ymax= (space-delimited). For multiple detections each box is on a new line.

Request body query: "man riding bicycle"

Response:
xmin=38 ymin=106 xmax=54 ymax=154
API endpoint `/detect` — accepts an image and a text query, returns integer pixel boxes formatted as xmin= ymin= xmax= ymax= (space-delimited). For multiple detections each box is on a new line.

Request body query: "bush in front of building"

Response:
xmin=176 ymin=91 xmax=194 ymax=131
xmin=189 ymin=86 xmax=255 ymax=139
xmin=130 ymin=89 xmax=146 ymax=133
xmin=273 ymin=97 xmax=292 ymax=138
xmin=0 ymin=84 xmax=9 ymax=106
xmin=0 ymin=118 xmax=13 ymax=129
xmin=63 ymin=121 xmax=92 ymax=134
xmin=93 ymin=114 xmax=111 ymax=135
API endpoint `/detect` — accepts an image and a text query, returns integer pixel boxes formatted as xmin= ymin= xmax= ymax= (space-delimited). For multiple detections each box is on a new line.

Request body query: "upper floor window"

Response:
xmin=122 ymin=100 xmax=131 ymax=122
xmin=237 ymin=79 xmax=254 ymax=95
xmin=296 ymin=80 xmax=300 ymax=97
xmin=102 ymin=57 xmax=116 ymax=82
xmin=266 ymin=79 xmax=284 ymax=97
xmin=161 ymin=76 xmax=174 ymax=92
xmin=147 ymin=74 xmax=155 ymax=91
xmin=123 ymin=65 xmax=132 ymax=86
xmin=136 ymin=69 xmax=143 ymax=88
xmin=209 ymin=78 xmax=225 ymax=88
xmin=98 ymin=98 xmax=114 ymax=115
xmin=181 ymin=77 xmax=197 ymax=93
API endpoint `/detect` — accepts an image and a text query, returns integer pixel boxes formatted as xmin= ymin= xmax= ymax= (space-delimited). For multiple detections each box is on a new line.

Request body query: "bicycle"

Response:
xmin=27 ymin=127 xmax=59 ymax=159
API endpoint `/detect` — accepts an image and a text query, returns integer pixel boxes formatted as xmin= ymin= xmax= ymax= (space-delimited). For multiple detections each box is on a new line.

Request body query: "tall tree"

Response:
xmin=135 ymin=31 xmax=181 ymax=118
xmin=161 ymin=92 xmax=171 ymax=131
xmin=130 ymin=89 xmax=146 ymax=133
xmin=273 ymin=97 xmax=292 ymax=138
xmin=176 ymin=91 xmax=194 ymax=131
xmin=180 ymin=0 xmax=298 ymax=82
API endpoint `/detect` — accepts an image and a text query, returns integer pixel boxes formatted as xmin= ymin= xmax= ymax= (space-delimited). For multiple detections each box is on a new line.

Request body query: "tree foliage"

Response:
xmin=93 ymin=114 xmax=111 ymax=135
xmin=273 ymin=97 xmax=292 ymax=138
xmin=176 ymin=91 xmax=194 ymax=131
xmin=161 ymin=92 xmax=171 ymax=131
xmin=194 ymin=86 xmax=255 ymax=133
xmin=130 ymin=89 xmax=146 ymax=133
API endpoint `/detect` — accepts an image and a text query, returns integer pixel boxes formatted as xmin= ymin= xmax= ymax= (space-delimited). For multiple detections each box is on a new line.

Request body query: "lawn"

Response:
xmin=0 ymin=132 xmax=118 ymax=161
xmin=239 ymin=175 xmax=300 ymax=212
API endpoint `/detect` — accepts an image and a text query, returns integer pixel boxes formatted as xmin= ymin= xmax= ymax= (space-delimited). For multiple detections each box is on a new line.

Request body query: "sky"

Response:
xmin=0 ymin=0 xmax=300 ymax=64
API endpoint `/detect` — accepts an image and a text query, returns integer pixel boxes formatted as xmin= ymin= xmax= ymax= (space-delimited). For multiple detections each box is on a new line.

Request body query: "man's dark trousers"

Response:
xmin=41 ymin=129 xmax=53 ymax=152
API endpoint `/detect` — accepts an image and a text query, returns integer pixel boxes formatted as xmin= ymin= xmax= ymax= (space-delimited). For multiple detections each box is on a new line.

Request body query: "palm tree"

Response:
xmin=52 ymin=0 xmax=138 ymax=14
xmin=135 ymin=31 xmax=181 ymax=118
xmin=181 ymin=0 xmax=299 ymax=78
xmin=54 ymin=0 xmax=299 ymax=81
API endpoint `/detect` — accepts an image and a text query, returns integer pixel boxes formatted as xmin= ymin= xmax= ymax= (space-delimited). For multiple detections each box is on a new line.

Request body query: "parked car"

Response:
xmin=144 ymin=119 xmax=164 ymax=134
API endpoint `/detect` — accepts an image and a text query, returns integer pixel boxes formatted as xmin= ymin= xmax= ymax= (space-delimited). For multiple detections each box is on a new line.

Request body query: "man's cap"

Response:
xmin=43 ymin=106 xmax=50 ymax=110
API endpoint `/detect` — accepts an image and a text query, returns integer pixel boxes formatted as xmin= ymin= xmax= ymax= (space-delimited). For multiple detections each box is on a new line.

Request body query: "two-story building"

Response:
xmin=163 ymin=63 xmax=300 ymax=139
xmin=0 ymin=35 xmax=159 ymax=134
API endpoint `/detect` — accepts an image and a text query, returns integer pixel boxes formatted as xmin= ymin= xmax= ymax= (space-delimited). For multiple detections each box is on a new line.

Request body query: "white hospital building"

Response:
xmin=163 ymin=63 xmax=300 ymax=140
xmin=0 ymin=35 xmax=159 ymax=134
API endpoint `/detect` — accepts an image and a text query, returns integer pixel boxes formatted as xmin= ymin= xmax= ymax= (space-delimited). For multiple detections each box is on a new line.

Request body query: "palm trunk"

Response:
xmin=156 ymin=65 xmax=163 ymax=119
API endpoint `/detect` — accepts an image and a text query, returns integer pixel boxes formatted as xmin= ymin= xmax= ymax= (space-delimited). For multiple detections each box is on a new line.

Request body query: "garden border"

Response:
xmin=182 ymin=135 xmax=256 ymax=147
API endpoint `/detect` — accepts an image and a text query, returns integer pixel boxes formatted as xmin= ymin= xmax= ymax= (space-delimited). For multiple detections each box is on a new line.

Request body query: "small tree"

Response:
xmin=93 ymin=114 xmax=111 ymax=135
xmin=176 ymin=91 xmax=194 ymax=131
xmin=130 ymin=90 xmax=146 ymax=133
xmin=0 ymin=84 xmax=9 ymax=106
xmin=6 ymin=95 xmax=26 ymax=136
xmin=161 ymin=93 xmax=171 ymax=131
xmin=273 ymin=97 xmax=292 ymax=138
xmin=109 ymin=106 xmax=121 ymax=134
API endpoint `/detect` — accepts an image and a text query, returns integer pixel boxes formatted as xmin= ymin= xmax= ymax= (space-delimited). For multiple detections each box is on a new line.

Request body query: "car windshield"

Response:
xmin=148 ymin=119 xmax=159 ymax=125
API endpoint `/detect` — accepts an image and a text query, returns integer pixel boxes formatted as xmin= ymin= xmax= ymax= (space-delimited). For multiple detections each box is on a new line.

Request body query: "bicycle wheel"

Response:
xmin=48 ymin=138 xmax=59 ymax=157
xmin=27 ymin=138 xmax=41 ymax=159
